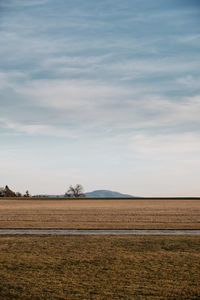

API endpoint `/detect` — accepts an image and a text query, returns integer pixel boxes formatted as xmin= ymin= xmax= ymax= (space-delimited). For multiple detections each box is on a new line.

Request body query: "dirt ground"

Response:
xmin=0 ymin=198 xmax=199 ymax=229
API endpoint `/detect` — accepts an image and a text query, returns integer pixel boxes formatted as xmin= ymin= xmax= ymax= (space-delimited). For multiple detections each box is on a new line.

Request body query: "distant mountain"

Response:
xmin=85 ymin=190 xmax=135 ymax=198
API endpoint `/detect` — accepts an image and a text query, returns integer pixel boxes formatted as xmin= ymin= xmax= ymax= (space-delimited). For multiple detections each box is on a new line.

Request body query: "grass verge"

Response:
xmin=0 ymin=235 xmax=200 ymax=299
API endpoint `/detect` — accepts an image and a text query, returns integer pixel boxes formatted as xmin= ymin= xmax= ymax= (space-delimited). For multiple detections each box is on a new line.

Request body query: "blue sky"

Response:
xmin=0 ymin=0 xmax=200 ymax=196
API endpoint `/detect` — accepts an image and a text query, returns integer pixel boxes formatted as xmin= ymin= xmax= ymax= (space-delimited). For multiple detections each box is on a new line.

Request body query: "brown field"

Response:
xmin=0 ymin=235 xmax=199 ymax=299
xmin=0 ymin=198 xmax=199 ymax=229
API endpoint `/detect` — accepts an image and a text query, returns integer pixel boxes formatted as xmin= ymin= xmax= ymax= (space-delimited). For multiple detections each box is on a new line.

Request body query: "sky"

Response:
xmin=0 ymin=0 xmax=200 ymax=196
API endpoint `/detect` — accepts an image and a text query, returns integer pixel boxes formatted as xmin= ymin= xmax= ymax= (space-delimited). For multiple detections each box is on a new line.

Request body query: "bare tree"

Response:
xmin=65 ymin=184 xmax=85 ymax=198
xmin=24 ymin=190 xmax=30 ymax=197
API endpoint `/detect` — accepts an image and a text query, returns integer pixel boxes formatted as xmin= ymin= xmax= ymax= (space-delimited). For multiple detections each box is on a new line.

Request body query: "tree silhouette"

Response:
xmin=65 ymin=184 xmax=85 ymax=198
xmin=24 ymin=190 xmax=30 ymax=197
xmin=4 ymin=185 xmax=16 ymax=197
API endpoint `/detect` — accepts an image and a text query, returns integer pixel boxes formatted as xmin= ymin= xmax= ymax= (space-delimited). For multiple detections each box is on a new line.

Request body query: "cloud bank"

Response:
xmin=0 ymin=0 xmax=200 ymax=195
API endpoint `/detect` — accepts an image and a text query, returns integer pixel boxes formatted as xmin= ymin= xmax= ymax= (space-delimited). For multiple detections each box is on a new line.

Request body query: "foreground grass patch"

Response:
xmin=0 ymin=235 xmax=200 ymax=299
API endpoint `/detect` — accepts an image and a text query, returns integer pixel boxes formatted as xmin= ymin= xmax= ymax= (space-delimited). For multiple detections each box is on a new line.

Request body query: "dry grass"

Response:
xmin=0 ymin=235 xmax=199 ymax=299
xmin=0 ymin=198 xmax=200 ymax=229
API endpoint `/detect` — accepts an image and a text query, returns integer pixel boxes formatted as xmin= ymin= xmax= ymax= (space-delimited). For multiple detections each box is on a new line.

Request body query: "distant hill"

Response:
xmin=34 ymin=190 xmax=136 ymax=198
xmin=85 ymin=190 xmax=135 ymax=198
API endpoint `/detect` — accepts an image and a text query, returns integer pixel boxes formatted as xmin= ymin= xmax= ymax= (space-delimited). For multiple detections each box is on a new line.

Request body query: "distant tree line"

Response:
xmin=0 ymin=184 xmax=85 ymax=198
xmin=0 ymin=185 xmax=30 ymax=197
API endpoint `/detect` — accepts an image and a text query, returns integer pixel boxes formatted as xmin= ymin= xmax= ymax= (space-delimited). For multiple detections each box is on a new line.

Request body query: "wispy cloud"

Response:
xmin=1 ymin=70 xmax=200 ymax=138
xmin=0 ymin=117 xmax=78 ymax=138
xmin=131 ymin=132 xmax=200 ymax=156
xmin=0 ymin=0 xmax=49 ymax=8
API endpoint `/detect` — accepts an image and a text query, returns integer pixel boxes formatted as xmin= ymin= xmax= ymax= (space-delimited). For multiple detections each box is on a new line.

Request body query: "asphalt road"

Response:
xmin=0 ymin=229 xmax=200 ymax=235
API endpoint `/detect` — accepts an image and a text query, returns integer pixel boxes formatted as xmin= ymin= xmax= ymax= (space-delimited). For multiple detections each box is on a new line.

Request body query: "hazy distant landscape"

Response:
xmin=35 ymin=189 xmax=135 ymax=198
